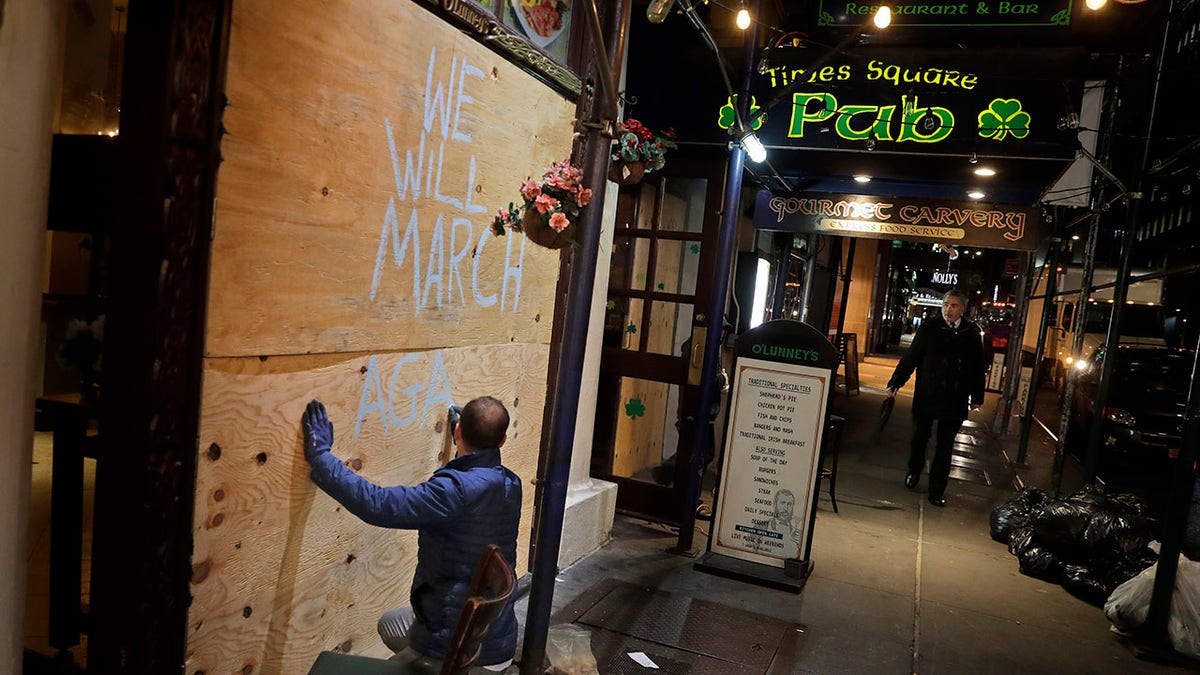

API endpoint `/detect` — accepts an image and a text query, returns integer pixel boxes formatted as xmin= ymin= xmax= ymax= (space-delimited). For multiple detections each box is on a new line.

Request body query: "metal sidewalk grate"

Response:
xmin=552 ymin=579 xmax=804 ymax=674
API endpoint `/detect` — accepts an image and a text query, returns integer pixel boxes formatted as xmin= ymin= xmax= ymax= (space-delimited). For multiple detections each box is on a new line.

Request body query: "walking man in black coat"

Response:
xmin=886 ymin=289 xmax=985 ymax=507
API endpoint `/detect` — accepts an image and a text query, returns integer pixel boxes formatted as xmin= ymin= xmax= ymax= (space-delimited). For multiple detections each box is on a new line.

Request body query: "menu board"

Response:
xmin=710 ymin=357 xmax=830 ymax=568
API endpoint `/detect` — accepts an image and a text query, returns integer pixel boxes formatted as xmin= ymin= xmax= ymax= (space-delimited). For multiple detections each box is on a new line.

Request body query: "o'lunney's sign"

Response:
xmin=753 ymin=190 xmax=1045 ymax=251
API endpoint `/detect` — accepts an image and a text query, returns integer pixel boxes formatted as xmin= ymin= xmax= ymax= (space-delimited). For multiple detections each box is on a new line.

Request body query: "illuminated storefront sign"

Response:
xmin=816 ymin=0 xmax=1073 ymax=28
xmin=740 ymin=48 xmax=1083 ymax=157
xmin=754 ymin=190 xmax=1046 ymax=251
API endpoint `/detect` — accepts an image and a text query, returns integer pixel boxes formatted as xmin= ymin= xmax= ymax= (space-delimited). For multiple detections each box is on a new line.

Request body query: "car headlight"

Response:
xmin=1104 ymin=406 xmax=1136 ymax=427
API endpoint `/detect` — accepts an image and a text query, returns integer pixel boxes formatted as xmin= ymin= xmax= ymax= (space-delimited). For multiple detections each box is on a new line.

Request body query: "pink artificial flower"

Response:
xmin=534 ymin=193 xmax=558 ymax=214
xmin=547 ymin=174 xmax=567 ymax=189
xmin=549 ymin=212 xmax=570 ymax=232
xmin=521 ymin=179 xmax=541 ymax=201
xmin=497 ymin=207 xmax=510 ymax=220
xmin=576 ymin=187 xmax=593 ymax=207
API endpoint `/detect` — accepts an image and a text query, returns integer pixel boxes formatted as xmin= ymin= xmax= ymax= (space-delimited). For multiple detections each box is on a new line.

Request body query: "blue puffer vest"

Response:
xmin=309 ymin=447 xmax=522 ymax=665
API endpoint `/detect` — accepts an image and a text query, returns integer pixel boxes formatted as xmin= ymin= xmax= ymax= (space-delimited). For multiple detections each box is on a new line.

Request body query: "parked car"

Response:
xmin=1068 ymin=344 xmax=1193 ymax=470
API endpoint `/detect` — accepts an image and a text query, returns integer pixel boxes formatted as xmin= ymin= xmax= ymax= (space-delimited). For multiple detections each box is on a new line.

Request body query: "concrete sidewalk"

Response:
xmin=516 ymin=354 xmax=1188 ymax=673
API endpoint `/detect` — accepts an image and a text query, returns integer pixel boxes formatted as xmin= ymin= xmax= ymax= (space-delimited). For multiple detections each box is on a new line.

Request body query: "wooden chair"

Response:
xmin=819 ymin=415 xmax=845 ymax=514
xmin=439 ymin=544 xmax=516 ymax=674
xmin=308 ymin=544 xmax=516 ymax=675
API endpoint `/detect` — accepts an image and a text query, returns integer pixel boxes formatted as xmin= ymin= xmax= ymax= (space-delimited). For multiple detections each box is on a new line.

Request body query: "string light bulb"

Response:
xmin=874 ymin=6 xmax=892 ymax=28
xmin=1086 ymin=0 xmax=1106 ymax=9
xmin=736 ymin=3 xmax=751 ymax=29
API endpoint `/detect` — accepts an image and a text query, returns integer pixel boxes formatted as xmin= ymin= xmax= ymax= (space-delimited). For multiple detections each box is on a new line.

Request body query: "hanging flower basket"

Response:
xmin=610 ymin=118 xmax=676 ymax=185
xmin=608 ymin=160 xmax=646 ymax=185
xmin=491 ymin=159 xmax=591 ymax=250
xmin=521 ymin=208 xmax=576 ymax=249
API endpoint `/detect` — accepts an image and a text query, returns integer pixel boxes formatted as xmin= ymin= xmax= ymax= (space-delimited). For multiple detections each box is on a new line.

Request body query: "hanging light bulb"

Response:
xmin=1086 ymin=0 xmax=1106 ymax=9
xmin=874 ymin=6 xmax=892 ymax=28
xmin=736 ymin=4 xmax=751 ymax=30
xmin=756 ymin=47 xmax=771 ymax=74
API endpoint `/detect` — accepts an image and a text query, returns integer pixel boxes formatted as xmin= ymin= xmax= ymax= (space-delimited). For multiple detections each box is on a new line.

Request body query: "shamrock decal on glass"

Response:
xmin=690 ymin=243 xmax=701 ymax=254
xmin=626 ymin=322 xmax=638 ymax=334
xmin=717 ymin=95 xmax=763 ymax=131
xmin=625 ymin=398 xmax=646 ymax=419
xmin=978 ymin=99 xmax=1030 ymax=141
xmin=606 ymin=299 xmax=617 ymax=310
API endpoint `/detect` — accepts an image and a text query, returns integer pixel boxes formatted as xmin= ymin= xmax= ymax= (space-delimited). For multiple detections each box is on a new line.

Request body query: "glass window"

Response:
xmin=59 ymin=1 xmax=127 ymax=135
xmin=644 ymin=301 xmax=694 ymax=356
xmin=652 ymin=240 xmax=699 ymax=296
xmin=659 ymin=177 xmax=707 ymax=233
xmin=611 ymin=235 xmax=650 ymax=292
xmin=610 ymin=376 xmax=675 ymax=483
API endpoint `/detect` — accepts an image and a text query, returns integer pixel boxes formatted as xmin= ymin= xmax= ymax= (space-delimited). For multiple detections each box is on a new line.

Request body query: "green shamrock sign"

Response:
xmin=625 ymin=398 xmax=646 ymax=419
xmin=718 ymin=95 xmax=763 ymax=131
xmin=626 ymin=322 xmax=638 ymax=334
xmin=690 ymin=243 xmax=700 ymax=254
xmin=978 ymin=99 xmax=1030 ymax=141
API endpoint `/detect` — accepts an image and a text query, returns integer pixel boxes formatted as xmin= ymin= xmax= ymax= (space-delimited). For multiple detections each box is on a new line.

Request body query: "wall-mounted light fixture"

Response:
xmin=967 ymin=189 xmax=986 ymax=199
xmin=974 ymin=167 xmax=996 ymax=177
xmin=853 ymin=175 xmax=871 ymax=183
xmin=740 ymin=130 xmax=767 ymax=163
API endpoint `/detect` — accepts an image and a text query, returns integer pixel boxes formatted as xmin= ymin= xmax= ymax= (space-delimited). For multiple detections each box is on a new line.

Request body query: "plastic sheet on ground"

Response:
xmin=1105 ymin=553 xmax=1200 ymax=659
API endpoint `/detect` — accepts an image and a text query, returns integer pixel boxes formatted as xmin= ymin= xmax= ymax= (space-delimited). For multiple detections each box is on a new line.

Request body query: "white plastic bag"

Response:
xmin=545 ymin=624 xmax=598 ymax=675
xmin=1105 ymin=553 xmax=1200 ymax=658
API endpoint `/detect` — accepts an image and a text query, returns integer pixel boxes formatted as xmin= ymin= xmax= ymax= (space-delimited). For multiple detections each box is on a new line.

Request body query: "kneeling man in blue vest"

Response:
xmin=302 ymin=396 xmax=522 ymax=671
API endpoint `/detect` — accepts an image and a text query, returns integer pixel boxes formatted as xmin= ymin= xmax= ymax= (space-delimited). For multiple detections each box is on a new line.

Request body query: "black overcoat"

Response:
xmin=888 ymin=315 xmax=986 ymax=419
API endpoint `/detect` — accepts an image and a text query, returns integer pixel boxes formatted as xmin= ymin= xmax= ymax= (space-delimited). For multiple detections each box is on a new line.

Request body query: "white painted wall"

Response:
xmin=559 ymin=180 xmax=619 ymax=569
xmin=0 ymin=0 xmax=62 ymax=670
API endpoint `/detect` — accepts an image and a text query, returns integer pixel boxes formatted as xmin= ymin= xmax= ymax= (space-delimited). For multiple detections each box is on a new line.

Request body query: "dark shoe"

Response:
xmin=929 ymin=495 xmax=946 ymax=507
xmin=904 ymin=472 xmax=919 ymax=489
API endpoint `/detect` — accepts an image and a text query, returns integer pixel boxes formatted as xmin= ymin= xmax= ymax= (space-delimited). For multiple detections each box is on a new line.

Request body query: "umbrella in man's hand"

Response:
xmin=878 ymin=394 xmax=895 ymax=431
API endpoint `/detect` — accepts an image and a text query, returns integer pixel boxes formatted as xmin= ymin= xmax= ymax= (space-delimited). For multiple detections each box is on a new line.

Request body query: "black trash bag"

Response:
xmin=1060 ymin=563 xmax=1110 ymax=606
xmin=1008 ymin=525 xmax=1036 ymax=557
xmin=990 ymin=489 xmax=1050 ymax=543
xmin=1082 ymin=511 xmax=1122 ymax=558
xmin=1111 ymin=515 xmax=1157 ymax=555
xmin=1019 ymin=545 xmax=1062 ymax=581
xmin=1067 ymin=483 xmax=1113 ymax=510
xmin=1033 ymin=501 xmax=1092 ymax=560
xmin=991 ymin=501 xmax=1037 ymax=543
xmin=1110 ymin=491 xmax=1152 ymax=516
xmin=1017 ymin=487 xmax=1049 ymax=507
xmin=1104 ymin=549 xmax=1159 ymax=590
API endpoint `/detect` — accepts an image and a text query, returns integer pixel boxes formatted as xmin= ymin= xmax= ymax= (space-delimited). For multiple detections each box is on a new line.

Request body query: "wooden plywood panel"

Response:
xmin=611 ymin=377 xmax=669 ymax=478
xmin=206 ymin=0 xmax=575 ymax=358
xmin=186 ymin=344 xmax=545 ymax=673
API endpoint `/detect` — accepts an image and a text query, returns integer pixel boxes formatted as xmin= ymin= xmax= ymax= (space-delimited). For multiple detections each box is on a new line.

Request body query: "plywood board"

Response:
xmin=186 ymin=344 xmax=546 ymax=673
xmin=206 ymin=0 xmax=575 ymax=358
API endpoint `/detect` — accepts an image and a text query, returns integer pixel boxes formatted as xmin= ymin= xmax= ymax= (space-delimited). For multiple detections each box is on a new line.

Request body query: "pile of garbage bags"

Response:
xmin=990 ymin=484 xmax=1159 ymax=606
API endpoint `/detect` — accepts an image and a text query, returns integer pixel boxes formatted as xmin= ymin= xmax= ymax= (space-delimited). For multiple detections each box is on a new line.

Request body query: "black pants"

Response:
xmin=909 ymin=414 xmax=964 ymax=499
